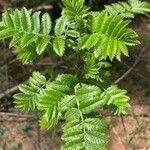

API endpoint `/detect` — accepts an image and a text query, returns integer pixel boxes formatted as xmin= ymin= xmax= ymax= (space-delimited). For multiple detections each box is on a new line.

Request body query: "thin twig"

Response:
xmin=122 ymin=61 xmax=150 ymax=82
xmin=0 ymin=85 xmax=20 ymax=99
xmin=114 ymin=58 xmax=139 ymax=84
xmin=33 ymin=4 xmax=53 ymax=11
xmin=120 ymin=115 xmax=127 ymax=134
xmin=0 ymin=54 xmax=75 ymax=99
xmin=0 ymin=58 xmax=16 ymax=70
xmin=114 ymin=47 xmax=147 ymax=84
xmin=144 ymin=13 xmax=150 ymax=18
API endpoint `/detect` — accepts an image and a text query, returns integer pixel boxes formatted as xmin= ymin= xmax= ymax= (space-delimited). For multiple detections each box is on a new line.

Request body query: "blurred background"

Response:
xmin=0 ymin=0 xmax=149 ymax=150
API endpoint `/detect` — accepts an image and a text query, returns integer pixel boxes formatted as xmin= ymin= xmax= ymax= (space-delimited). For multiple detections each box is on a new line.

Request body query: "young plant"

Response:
xmin=0 ymin=0 xmax=149 ymax=149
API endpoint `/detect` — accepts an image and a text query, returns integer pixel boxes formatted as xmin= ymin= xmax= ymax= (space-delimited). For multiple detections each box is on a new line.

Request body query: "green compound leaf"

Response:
xmin=14 ymin=71 xmax=46 ymax=112
xmin=79 ymin=11 xmax=140 ymax=60
xmin=62 ymin=108 xmax=110 ymax=150
xmin=105 ymin=0 xmax=150 ymax=18
xmin=38 ymin=74 xmax=77 ymax=128
xmin=54 ymin=16 xmax=68 ymax=36
xmin=0 ymin=8 xmax=52 ymax=63
xmin=101 ymin=85 xmax=130 ymax=115
xmin=62 ymin=0 xmax=89 ymax=20
xmin=53 ymin=36 xmax=65 ymax=56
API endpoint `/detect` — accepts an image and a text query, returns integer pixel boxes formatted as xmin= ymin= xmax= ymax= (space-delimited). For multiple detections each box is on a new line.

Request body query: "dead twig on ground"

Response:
xmin=0 ymin=112 xmax=38 ymax=122
xmin=0 ymin=54 xmax=75 ymax=100
xmin=127 ymin=121 xmax=149 ymax=146
xmin=0 ymin=85 xmax=20 ymax=99
xmin=0 ymin=112 xmax=32 ymax=118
